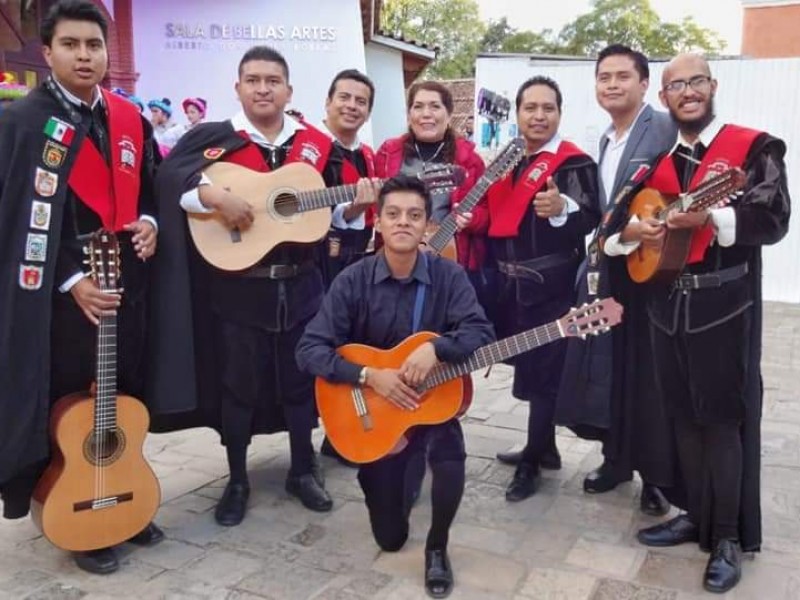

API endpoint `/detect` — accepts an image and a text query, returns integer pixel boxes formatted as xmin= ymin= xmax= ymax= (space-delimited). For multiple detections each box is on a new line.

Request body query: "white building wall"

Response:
xmin=365 ymin=42 xmax=408 ymax=148
xmin=475 ymin=55 xmax=800 ymax=303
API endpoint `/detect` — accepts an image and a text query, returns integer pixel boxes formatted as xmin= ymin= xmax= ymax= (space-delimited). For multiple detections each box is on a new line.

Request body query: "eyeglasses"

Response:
xmin=663 ymin=75 xmax=712 ymax=95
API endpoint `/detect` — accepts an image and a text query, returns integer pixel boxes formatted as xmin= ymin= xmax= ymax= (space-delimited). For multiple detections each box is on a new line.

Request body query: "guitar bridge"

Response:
xmin=352 ymin=387 xmax=373 ymax=431
xmin=73 ymin=492 xmax=133 ymax=512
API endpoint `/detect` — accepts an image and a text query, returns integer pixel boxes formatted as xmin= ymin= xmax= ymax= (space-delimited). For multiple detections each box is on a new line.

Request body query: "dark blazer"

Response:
xmin=598 ymin=104 xmax=677 ymax=209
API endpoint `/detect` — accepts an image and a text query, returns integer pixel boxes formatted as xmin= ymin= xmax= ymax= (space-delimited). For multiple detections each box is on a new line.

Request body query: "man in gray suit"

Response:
xmin=547 ymin=45 xmax=678 ymax=515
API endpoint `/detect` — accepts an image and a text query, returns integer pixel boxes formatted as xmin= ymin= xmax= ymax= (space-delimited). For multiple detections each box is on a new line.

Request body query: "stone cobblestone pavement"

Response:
xmin=2 ymin=302 xmax=799 ymax=600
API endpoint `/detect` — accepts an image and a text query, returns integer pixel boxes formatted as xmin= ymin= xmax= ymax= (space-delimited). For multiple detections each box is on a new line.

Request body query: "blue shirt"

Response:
xmin=296 ymin=251 xmax=495 ymax=384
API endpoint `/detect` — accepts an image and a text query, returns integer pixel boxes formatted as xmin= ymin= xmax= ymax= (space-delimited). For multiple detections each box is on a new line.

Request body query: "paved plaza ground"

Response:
xmin=1 ymin=302 xmax=799 ymax=600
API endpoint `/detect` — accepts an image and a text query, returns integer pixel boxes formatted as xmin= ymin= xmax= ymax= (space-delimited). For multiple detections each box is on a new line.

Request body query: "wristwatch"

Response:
xmin=358 ymin=367 xmax=368 ymax=386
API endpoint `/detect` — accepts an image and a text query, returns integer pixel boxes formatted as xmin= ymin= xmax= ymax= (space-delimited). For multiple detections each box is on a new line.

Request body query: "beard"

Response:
xmin=671 ymin=97 xmax=715 ymax=136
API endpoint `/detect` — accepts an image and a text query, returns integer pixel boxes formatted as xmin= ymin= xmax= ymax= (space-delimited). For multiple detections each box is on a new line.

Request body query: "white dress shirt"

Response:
xmin=180 ymin=112 xmax=305 ymax=214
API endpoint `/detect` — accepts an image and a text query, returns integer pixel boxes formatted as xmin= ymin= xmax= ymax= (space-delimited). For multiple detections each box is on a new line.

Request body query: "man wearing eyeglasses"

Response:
xmin=605 ymin=53 xmax=790 ymax=594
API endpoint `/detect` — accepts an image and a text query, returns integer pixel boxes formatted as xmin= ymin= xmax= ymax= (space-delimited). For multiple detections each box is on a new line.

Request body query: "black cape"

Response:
xmin=145 ymin=121 xmax=288 ymax=435
xmin=650 ymin=133 xmax=790 ymax=552
xmin=555 ymin=250 xmax=677 ymax=487
xmin=0 ymin=87 xmax=89 ymax=489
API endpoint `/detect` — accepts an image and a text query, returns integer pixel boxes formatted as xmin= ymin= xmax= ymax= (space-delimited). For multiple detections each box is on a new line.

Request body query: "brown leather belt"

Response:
xmin=241 ymin=261 xmax=316 ymax=280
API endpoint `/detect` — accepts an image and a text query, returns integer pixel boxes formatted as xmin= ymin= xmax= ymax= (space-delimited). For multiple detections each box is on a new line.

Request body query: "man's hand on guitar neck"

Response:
xmin=70 ymin=278 xmax=121 ymax=326
xmin=343 ymin=178 xmax=381 ymax=222
xmin=199 ymin=185 xmax=255 ymax=230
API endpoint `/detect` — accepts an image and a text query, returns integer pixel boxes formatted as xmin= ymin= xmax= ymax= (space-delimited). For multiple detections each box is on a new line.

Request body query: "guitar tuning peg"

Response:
xmin=82 ymin=247 xmax=89 ymax=254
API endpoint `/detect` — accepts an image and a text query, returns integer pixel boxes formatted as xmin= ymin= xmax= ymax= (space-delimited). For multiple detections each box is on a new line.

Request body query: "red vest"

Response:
xmin=487 ymin=140 xmax=588 ymax=237
xmin=647 ymin=124 xmax=762 ymax=263
xmin=222 ymin=118 xmax=333 ymax=174
xmin=67 ymin=89 xmax=143 ymax=231
xmin=341 ymin=144 xmax=376 ymax=227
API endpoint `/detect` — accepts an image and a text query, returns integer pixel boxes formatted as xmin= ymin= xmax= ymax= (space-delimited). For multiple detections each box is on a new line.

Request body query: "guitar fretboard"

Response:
xmin=657 ymin=170 xmax=740 ymax=221
xmin=94 ymin=313 xmax=118 ymax=433
xmin=426 ymin=174 xmax=493 ymax=253
xmin=296 ymin=183 xmax=366 ymax=213
xmin=419 ymin=321 xmax=563 ymax=391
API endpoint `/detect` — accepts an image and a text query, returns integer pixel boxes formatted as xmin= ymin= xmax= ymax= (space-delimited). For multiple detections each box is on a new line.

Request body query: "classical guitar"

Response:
xmin=626 ymin=167 xmax=746 ymax=283
xmin=31 ymin=231 xmax=160 ymax=552
xmin=316 ymin=298 xmax=623 ymax=464
xmin=188 ymin=162 xmax=465 ymax=271
xmin=422 ymin=137 xmax=526 ymax=261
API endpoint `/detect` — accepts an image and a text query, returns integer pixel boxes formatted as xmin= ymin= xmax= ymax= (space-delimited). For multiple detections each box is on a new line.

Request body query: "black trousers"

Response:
xmin=652 ymin=309 xmax=751 ymax=545
xmin=357 ymin=420 xmax=466 ymax=552
xmin=216 ymin=317 xmax=315 ymax=475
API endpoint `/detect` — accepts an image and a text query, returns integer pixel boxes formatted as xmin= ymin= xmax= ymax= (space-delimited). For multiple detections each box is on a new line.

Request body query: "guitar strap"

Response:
xmin=412 ymin=252 xmax=429 ymax=333
xmin=584 ymin=158 xmax=662 ymax=299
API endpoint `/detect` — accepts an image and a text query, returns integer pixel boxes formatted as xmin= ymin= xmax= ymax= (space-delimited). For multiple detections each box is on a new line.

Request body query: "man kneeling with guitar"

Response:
xmin=297 ymin=175 xmax=494 ymax=599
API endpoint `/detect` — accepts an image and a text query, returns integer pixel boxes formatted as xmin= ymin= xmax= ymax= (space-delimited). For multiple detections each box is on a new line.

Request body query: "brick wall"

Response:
xmin=742 ymin=4 xmax=800 ymax=58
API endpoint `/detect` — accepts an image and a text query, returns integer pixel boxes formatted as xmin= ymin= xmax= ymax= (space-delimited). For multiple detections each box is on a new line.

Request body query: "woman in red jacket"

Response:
xmin=374 ymin=81 xmax=488 ymax=277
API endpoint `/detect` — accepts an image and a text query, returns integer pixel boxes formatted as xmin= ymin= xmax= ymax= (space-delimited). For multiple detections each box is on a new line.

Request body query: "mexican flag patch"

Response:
xmin=44 ymin=117 xmax=75 ymax=146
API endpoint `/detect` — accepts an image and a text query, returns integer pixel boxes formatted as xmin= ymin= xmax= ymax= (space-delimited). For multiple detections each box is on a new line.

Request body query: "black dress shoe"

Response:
xmin=425 ymin=548 xmax=454 ymax=598
xmin=286 ymin=473 xmax=333 ymax=512
xmin=496 ymin=447 xmax=562 ymax=470
xmin=640 ymin=484 xmax=670 ymax=517
xmin=583 ymin=461 xmax=632 ymax=493
xmin=214 ymin=482 xmax=250 ymax=526
xmin=320 ymin=437 xmax=359 ymax=469
xmin=704 ymin=539 xmax=742 ymax=593
xmin=496 ymin=448 xmax=523 ymax=466
xmin=73 ymin=547 xmax=119 ymax=575
xmin=128 ymin=522 xmax=165 ymax=547
xmin=505 ymin=463 xmax=539 ymax=502
xmin=311 ymin=453 xmax=326 ymax=487
xmin=637 ymin=514 xmax=699 ymax=547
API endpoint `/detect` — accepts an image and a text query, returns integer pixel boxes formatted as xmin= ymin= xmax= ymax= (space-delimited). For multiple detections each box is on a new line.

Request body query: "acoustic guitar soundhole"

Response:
xmin=273 ymin=192 xmax=300 ymax=217
xmin=83 ymin=429 xmax=126 ymax=466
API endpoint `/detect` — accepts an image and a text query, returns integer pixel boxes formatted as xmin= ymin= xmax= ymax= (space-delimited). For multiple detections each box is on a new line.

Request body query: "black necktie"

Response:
xmin=89 ymin=102 xmax=110 ymax=165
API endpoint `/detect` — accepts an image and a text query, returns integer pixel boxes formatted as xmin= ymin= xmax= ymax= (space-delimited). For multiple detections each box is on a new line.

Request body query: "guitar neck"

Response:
xmin=297 ymin=181 xmax=384 ymax=213
xmin=419 ymin=320 xmax=564 ymax=391
xmin=95 ymin=313 xmax=118 ymax=432
xmin=660 ymin=172 xmax=739 ymax=220
xmin=426 ymin=174 xmax=490 ymax=253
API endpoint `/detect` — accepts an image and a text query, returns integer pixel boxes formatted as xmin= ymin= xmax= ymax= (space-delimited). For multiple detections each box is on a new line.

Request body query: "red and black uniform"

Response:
xmin=148 ymin=116 xmax=333 ymax=483
xmin=487 ymin=140 xmax=600 ymax=470
xmin=321 ymin=140 xmax=375 ymax=287
xmin=645 ymin=124 xmax=790 ymax=552
xmin=0 ymin=80 xmax=157 ymax=517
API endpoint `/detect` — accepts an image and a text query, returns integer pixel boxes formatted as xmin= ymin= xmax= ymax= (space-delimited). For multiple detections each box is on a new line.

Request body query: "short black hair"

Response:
xmin=595 ymin=44 xmax=650 ymax=80
xmin=327 ymin=69 xmax=375 ymax=111
xmin=378 ymin=174 xmax=432 ymax=218
xmin=515 ymin=76 xmax=563 ymax=113
xmin=238 ymin=46 xmax=290 ymax=81
xmin=41 ymin=0 xmax=108 ymax=47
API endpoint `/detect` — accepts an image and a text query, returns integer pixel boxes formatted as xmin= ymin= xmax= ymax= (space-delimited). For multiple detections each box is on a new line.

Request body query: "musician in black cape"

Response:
xmin=487 ymin=76 xmax=600 ymax=502
xmin=0 ymin=0 xmax=163 ymax=574
xmin=606 ymin=53 xmax=790 ymax=594
xmin=147 ymin=46 xmax=336 ymax=528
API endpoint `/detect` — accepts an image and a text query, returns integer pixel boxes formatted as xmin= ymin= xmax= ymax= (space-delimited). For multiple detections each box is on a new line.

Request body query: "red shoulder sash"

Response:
xmin=67 ymin=90 xmax=143 ymax=231
xmin=648 ymin=124 xmax=762 ymax=263
xmin=488 ymin=140 xmax=588 ymax=237
xmin=222 ymin=117 xmax=335 ymax=174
